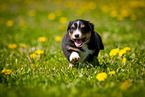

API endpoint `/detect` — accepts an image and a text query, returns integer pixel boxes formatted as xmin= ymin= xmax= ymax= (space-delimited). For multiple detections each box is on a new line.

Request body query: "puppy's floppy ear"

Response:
xmin=67 ymin=21 xmax=73 ymax=31
xmin=88 ymin=22 xmax=94 ymax=31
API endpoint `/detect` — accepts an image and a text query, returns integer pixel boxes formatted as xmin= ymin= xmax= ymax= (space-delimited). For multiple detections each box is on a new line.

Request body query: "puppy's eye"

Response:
xmin=71 ymin=27 xmax=75 ymax=29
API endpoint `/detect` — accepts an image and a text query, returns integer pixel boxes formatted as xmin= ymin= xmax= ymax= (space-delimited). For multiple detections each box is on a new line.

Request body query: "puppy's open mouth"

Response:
xmin=74 ymin=37 xmax=86 ymax=47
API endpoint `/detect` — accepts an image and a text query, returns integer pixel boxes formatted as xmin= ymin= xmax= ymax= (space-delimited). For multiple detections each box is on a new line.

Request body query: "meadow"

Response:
xmin=0 ymin=0 xmax=145 ymax=97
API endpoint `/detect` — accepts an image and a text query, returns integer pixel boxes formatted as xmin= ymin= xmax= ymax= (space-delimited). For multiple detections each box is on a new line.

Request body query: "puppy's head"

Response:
xmin=67 ymin=19 xmax=94 ymax=47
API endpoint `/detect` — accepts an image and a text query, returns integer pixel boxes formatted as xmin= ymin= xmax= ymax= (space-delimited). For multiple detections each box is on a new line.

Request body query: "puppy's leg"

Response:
xmin=69 ymin=62 xmax=74 ymax=67
xmin=69 ymin=52 xmax=80 ymax=64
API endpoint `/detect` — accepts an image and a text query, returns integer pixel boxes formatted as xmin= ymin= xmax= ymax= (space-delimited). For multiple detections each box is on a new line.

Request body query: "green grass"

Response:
xmin=0 ymin=0 xmax=145 ymax=97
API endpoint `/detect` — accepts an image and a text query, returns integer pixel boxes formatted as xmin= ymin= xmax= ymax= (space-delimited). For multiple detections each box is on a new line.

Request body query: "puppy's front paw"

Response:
xmin=69 ymin=52 xmax=80 ymax=64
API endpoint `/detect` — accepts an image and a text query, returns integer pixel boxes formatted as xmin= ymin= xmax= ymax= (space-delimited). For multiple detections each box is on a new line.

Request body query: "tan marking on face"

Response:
xmin=72 ymin=24 xmax=75 ymax=29
xmin=69 ymin=31 xmax=74 ymax=40
xmin=81 ymin=24 xmax=85 ymax=28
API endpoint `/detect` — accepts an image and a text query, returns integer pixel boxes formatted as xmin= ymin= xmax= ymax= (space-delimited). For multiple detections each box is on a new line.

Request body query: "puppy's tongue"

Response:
xmin=75 ymin=39 xmax=83 ymax=47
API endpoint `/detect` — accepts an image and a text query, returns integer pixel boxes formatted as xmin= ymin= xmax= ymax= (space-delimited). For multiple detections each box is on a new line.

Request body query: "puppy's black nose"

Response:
xmin=75 ymin=34 xmax=79 ymax=38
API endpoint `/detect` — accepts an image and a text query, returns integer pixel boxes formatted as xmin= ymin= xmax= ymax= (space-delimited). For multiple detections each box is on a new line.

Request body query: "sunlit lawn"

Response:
xmin=0 ymin=0 xmax=145 ymax=97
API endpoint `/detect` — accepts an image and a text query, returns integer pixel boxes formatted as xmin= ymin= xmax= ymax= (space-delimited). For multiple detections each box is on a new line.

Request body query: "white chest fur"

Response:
xmin=79 ymin=44 xmax=95 ymax=63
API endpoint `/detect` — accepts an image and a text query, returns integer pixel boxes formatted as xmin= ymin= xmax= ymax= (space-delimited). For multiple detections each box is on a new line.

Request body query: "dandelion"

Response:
xmin=28 ymin=10 xmax=36 ymax=17
xmin=59 ymin=17 xmax=67 ymax=24
xmin=96 ymin=72 xmax=107 ymax=81
xmin=2 ymin=69 xmax=12 ymax=75
xmin=55 ymin=36 xmax=62 ymax=41
xmin=2 ymin=69 xmax=6 ymax=73
xmin=6 ymin=20 xmax=14 ymax=27
xmin=121 ymin=9 xmax=129 ymax=17
xmin=8 ymin=44 xmax=17 ymax=49
xmin=122 ymin=57 xmax=127 ymax=63
xmin=120 ymin=80 xmax=132 ymax=90
xmin=5 ymin=69 xmax=12 ymax=75
xmin=38 ymin=37 xmax=46 ymax=42
xmin=109 ymin=48 xmax=119 ymax=57
xmin=108 ymin=71 xmax=115 ymax=74
xmin=30 ymin=53 xmax=38 ymax=58
xmin=119 ymin=49 xmax=126 ymax=57
xmin=110 ymin=10 xmax=118 ymax=17
xmin=20 ymin=43 xmax=26 ymax=48
xmin=124 ymin=47 xmax=131 ymax=51
xmin=35 ymin=50 xmax=44 ymax=54
xmin=48 ymin=13 xmax=56 ymax=20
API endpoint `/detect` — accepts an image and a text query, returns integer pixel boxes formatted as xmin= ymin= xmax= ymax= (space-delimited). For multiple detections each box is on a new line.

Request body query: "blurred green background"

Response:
xmin=0 ymin=0 xmax=145 ymax=49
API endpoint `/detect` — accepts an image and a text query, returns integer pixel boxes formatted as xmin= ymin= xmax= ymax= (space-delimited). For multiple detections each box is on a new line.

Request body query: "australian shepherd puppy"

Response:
xmin=61 ymin=19 xmax=104 ymax=67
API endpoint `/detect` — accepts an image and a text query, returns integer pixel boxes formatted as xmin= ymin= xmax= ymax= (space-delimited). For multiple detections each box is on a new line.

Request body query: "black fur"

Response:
xmin=61 ymin=19 xmax=104 ymax=64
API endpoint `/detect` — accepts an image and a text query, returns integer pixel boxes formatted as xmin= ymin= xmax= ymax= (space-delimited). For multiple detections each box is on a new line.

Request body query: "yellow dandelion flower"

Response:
xmin=2 ymin=69 xmax=12 ymax=75
xmin=130 ymin=14 xmax=136 ymax=21
xmin=109 ymin=48 xmax=119 ymax=57
xmin=5 ymin=69 xmax=12 ymax=75
xmin=96 ymin=72 xmax=107 ymax=81
xmin=122 ymin=57 xmax=127 ymax=63
xmin=108 ymin=71 xmax=115 ymax=74
xmin=8 ymin=44 xmax=17 ymax=49
xmin=35 ymin=50 xmax=44 ymax=54
xmin=19 ymin=20 xmax=26 ymax=27
xmin=124 ymin=47 xmax=131 ymax=51
xmin=110 ymin=10 xmax=118 ymax=17
xmin=38 ymin=37 xmax=46 ymax=42
xmin=28 ymin=10 xmax=36 ymax=17
xmin=6 ymin=20 xmax=14 ymax=27
xmin=2 ymin=69 xmax=7 ymax=73
xmin=55 ymin=36 xmax=62 ymax=41
xmin=59 ymin=17 xmax=67 ymax=24
xmin=30 ymin=53 xmax=38 ymax=58
xmin=120 ymin=80 xmax=132 ymax=90
xmin=20 ymin=43 xmax=26 ymax=48
xmin=121 ymin=9 xmax=129 ymax=17
xmin=119 ymin=49 xmax=126 ymax=57
xmin=48 ymin=13 xmax=56 ymax=20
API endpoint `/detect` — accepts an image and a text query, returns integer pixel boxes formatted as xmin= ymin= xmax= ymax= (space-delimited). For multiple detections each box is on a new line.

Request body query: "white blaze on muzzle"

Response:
xmin=72 ymin=29 xmax=82 ymax=39
xmin=72 ymin=21 xmax=84 ymax=47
